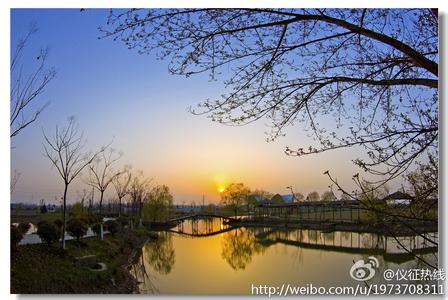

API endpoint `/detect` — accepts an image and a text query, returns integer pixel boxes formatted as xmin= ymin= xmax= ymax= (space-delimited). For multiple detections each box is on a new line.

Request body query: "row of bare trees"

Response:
xmin=42 ymin=117 xmax=155 ymax=248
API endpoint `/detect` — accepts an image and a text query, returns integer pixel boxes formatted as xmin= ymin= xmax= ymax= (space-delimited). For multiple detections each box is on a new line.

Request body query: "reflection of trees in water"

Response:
xmin=131 ymin=249 xmax=158 ymax=294
xmin=143 ymin=232 xmax=176 ymax=275
xmin=323 ymin=231 xmax=335 ymax=244
xmin=360 ymin=233 xmax=373 ymax=248
xmin=358 ymin=233 xmax=385 ymax=250
xmin=221 ymin=228 xmax=266 ymax=270
xmin=131 ymin=232 xmax=176 ymax=293
xmin=308 ymin=230 xmax=318 ymax=243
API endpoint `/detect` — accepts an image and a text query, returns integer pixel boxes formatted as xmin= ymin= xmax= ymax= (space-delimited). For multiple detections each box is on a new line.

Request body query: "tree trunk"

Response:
xmin=99 ymin=191 xmax=104 ymax=216
xmin=138 ymin=199 xmax=143 ymax=226
xmin=132 ymin=199 xmax=136 ymax=217
xmin=118 ymin=197 xmax=122 ymax=217
xmin=61 ymin=183 xmax=68 ymax=249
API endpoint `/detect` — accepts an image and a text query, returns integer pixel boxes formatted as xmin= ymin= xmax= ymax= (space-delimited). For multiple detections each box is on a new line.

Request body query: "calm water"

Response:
xmin=130 ymin=218 xmax=438 ymax=294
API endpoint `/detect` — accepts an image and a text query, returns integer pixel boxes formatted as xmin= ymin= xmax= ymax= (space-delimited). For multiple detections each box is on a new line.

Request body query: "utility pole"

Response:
xmin=286 ymin=186 xmax=297 ymax=202
xmin=202 ymin=194 xmax=206 ymax=213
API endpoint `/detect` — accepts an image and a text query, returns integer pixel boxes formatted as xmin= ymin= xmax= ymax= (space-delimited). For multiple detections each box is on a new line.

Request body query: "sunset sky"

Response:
xmin=11 ymin=9 xmax=382 ymax=205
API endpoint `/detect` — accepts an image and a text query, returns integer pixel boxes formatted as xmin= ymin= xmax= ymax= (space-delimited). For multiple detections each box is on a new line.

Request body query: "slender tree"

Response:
xmin=86 ymin=148 xmax=123 ymax=215
xmin=128 ymin=171 xmax=151 ymax=225
xmin=286 ymin=185 xmax=304 ymax=202
xmin=77 ymin=189 xmax=88 ymax=212
xmin=43 ymin=117 xmax=104 ymax=248
xmin=87 ymin=187 xmax=95 ymax=213
xmin=112 ymin=166 xmax=132 ymax=216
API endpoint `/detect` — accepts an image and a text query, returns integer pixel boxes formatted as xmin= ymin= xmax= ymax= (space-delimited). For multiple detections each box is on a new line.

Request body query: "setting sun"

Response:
xmin=218 ymin=187 xmax=225 ymax=193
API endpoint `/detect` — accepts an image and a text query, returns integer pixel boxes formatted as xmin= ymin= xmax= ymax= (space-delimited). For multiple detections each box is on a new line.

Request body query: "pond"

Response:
xmin=130 ymin=218 xmax=438 ymax=294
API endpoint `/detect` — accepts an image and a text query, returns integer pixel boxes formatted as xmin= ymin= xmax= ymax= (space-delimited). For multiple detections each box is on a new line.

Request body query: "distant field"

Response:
xmin=11 ymin=209 xmax=63 ymax=224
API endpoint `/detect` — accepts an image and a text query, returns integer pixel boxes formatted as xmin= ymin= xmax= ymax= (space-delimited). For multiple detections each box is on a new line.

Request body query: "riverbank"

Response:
xmin=11 ymin=228 xmax=154 ymax=294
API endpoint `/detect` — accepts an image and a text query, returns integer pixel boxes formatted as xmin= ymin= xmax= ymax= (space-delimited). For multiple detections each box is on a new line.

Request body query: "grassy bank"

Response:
xmin=11 ymin=228 xmax=151 ymax=294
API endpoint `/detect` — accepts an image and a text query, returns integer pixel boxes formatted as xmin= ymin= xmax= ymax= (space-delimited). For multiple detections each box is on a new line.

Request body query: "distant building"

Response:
xmin=174 ymin=205 xmax=202 ymax=214
xmin=280 ymin=194 xmax=295 ymax=203
xmin=270 ymin=194 xmax=283 ymax=203
xmin=270 ymin=193 xmax=295 ymax=203
xmin=253 ymin=195 xmax=269 ymax=202
xmin=382 ymin=191 xmax=413 ymax=205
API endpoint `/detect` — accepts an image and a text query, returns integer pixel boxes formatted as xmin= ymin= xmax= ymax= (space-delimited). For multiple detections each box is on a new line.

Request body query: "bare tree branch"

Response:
xmin=42 ymin=117 xmax=105 ymax=248
xmin=101 ymin=8 xmax=438 ymax=187
xmin=85 ymin=147 xmax=123 ymax=215
xmin=11 ymin=25 xmax=56 ymax=138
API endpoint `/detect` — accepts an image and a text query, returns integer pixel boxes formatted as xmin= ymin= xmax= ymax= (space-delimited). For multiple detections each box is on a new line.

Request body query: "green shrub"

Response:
xmin=116 ymin=216 xmax=129 ymax=228
xmin=70 ymin=202 xmax=87 ymax=218
xmin=53 ymin=219 xmax=63 ymax=229
xmin=91 ymin=223 xmax=102 ymax=236
xmin=78 ymin=216 xmax=90 ymax=227
xmin=87 ymin=214 xmax=102 ymax=225
xmin=37 ymin=221 xmax=59 ymax=246
xmin=66 ymin=218 xmax=88 ymax=242
xmin=105 ymin=220 xmax=120 ymax=236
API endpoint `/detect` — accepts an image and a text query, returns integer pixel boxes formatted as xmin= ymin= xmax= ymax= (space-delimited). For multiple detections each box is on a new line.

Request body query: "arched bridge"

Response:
xmin=169 ymin=213 xmax=237 ymax=223
xmin=167 ymin=214 xmax=238 ymax=237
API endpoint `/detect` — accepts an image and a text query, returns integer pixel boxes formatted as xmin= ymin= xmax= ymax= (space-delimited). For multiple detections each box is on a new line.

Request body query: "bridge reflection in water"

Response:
xmin=168 ymin=216 xmax=437 ymax=260
xmin=131 ymin=217 xmax=438 ymax=294
xmin=253 ymin=228 xmax=437 ymax=263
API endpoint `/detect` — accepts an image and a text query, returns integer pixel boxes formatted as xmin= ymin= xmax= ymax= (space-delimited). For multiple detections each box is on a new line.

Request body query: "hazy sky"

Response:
xmin=11 ymin=9 xmax=378 ymax=205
